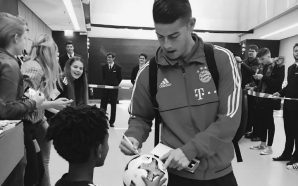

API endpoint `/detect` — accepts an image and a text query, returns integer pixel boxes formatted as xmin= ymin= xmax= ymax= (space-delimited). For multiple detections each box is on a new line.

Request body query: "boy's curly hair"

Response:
xmin=47 ymin=105 xmax=108 ymax=164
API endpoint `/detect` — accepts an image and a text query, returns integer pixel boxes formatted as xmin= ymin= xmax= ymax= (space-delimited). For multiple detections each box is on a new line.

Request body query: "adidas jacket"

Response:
xmin=125 ymin=34 xmax=242 ymax=180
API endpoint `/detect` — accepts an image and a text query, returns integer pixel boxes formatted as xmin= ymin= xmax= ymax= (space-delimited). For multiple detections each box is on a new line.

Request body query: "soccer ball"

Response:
xmin=123 ymin=154 xmax=168 ymax=186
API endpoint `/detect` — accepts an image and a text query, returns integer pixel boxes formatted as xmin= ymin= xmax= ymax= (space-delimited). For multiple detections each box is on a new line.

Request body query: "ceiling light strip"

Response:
xmin=90 ymin=23 xmax=253 ymax=34
xmin=62 ymin=0 xmax=80 ymax=30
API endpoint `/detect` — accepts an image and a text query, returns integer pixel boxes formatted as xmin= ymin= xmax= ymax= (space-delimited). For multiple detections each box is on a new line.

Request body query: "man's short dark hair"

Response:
xmin=153 ymin=0 xmax=192 ymax=24
xmin=248 ymin=45 xmax=259 ymax=52
xmin=139 ymin=53 xmax=147 ymax=59
xmin=46 ymin=105 xmax=108 ymax=164
xmin=106 ymin=52 xmax=116 ymax=58
xmin=257 ymin=48 xmax=270 ymax=58
xmin=293 ymin=43 xmax=298 ymax=50
xmin=66 ymin=41 xmax=73 ymax=46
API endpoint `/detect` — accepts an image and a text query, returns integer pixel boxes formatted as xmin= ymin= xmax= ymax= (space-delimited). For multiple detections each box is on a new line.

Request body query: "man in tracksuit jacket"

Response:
xmin=119 ymin=0 xmax=241 ymax=185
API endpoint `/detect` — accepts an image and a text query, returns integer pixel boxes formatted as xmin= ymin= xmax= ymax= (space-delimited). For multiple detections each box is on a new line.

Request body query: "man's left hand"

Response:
xmin=160 ymin=148 xmax=190 ymax=171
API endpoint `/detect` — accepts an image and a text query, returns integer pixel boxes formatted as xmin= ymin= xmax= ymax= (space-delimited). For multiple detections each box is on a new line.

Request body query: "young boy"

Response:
xmin=47 ymin=105 xmax=165 ymax=186
xmin=47 ymin=105 xmax=109 ymax=186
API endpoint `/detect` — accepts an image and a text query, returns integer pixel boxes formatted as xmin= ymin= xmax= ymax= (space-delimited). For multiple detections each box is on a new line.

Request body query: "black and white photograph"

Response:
xmin=1 ymin=0 xmax=298 ymax=185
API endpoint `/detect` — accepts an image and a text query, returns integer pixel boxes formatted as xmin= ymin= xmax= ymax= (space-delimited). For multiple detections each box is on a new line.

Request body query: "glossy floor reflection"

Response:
xmin=49 ymin=102 xmax=298 ymax=186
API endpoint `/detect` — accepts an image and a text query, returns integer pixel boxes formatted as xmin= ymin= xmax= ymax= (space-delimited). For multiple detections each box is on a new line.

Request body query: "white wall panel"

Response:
xmin=240 ymin=8 xmax=298 ymax=40
xmin=239 ymin=0 xmax=298 ymax=30
xmin=18 ymin=1 xmax=51 ymax=52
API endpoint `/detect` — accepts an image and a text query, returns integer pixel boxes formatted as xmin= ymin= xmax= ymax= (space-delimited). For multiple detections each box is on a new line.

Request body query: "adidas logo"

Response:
xmin=159 ymin=78 xmax=172 ymax=88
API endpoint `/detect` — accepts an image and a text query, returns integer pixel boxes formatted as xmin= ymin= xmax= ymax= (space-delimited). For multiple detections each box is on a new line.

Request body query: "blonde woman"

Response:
xmin=0 ymin=12 xmax=46 ymax=186
xmin=21 ymin=34 xmax=73 ymax=186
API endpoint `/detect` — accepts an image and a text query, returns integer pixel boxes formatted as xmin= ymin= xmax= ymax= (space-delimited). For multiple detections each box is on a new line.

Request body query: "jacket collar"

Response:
xmin=108 ymin=62 xmax=114 ymax=69
xmin=0 ymin=48 xmax=16 ymax=59
xmin=155 ymin=33 xmax=206 ymax=66
xmin=0 ymin=48 xmax=19 ymax=64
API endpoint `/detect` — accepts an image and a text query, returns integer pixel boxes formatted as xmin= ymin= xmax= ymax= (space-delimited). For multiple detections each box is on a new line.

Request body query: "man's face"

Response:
xmin=155 ymin=18 xmax=194 ymax=60
xmin=293 ymin=46 xmax=298 ymax=61
xmin=258 ymin=53 xmax=272 ymax=65
xmin=248 ymin=49 xmax=257 ymax=59
xmin=106 ymin=54 xmax=114 ymax=64
xmin=66 ymin=44 xmax=74 ymax=54
xmin=139 ymin=55 xmax=146 ymax=68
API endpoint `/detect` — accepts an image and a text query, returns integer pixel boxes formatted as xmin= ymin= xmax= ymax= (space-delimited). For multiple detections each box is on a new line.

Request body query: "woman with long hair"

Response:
xmin=0 ymin=12 xmax=44 ymax=186
xmin=21 ymin=34 xmax=73 ymax=186
xmin=59 ymin=56 xmax=88 ymax=106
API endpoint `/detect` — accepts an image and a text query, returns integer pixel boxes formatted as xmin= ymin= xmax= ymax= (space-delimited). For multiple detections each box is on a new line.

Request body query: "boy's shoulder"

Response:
xmin=55 ymin=174 xmax=98 ymax=186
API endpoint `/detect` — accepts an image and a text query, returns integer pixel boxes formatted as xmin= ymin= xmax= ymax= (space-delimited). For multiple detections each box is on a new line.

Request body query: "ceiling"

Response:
xmin=22 ymin=0 xmax=86 ymax=31
xmin=90 ymin=0 xmax=242 ymax=31
xmin=22 ymin=0 xmax=298 ymax=41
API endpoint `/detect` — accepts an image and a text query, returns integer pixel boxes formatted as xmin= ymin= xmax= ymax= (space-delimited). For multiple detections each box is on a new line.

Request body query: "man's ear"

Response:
xmin=96 ymin=144 xmax=103 ymax=158
xmin=189 ymin=17 xmax=196 ymax=30
xmin=13 ymin=34 xmax=19 ymax=44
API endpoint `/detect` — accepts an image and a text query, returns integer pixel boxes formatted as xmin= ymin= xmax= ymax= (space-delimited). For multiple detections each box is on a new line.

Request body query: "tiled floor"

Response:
xmin=49 ymin=102 xmax=298 ymax=186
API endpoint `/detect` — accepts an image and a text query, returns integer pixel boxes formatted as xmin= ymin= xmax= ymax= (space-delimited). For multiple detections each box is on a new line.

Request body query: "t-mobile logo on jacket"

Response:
xmin=194 ymin=88 xmax=205 ymax=100
xmin=194 ymin=88 xmax=217 ymax=101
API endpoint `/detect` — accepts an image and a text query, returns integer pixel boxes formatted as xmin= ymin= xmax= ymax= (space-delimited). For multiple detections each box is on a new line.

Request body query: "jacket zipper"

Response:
xmin=179 ymin=65 xmax=189 ymax=106
xmin=180 ymin=65 xmax=201 ymax=132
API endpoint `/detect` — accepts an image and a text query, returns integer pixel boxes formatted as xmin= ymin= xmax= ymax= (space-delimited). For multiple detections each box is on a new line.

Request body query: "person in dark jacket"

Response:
xmin=131 ymin=53 xmax=147 ymax=85
xmin=236 ymin=45 xmax=260 ymax=140
xmin=272 ymin=43 xmax=298 ymax=168
xmin=0 ymin=12 xmax=44 ymax=186
xmin=100 ymin=52 xmax=122 ymax=127
xmin=249 ymin=48 xmax=284 ymax=155
xmin=58 ymin=41 xmax=80 ymax=71
xmin=0 ymin=97 xmax=43 ymax=120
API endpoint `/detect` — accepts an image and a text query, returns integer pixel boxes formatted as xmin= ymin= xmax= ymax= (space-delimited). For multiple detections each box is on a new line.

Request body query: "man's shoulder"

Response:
xmin=59 ymin=53 xmax=68 ymax=58
xmin=59 ymin=54 xmax=68 ymax=62
xmin=289 ymin=63 xmax=296 ymax=69
xmin=134 ymin=63 xmax=150 ymax=85
xmin=114 ymin=63 xmax=121 ymax=68
xmin=133 ymin=65 xmax=139 ymax=71
xmin=213 ymin=45 xmax=233 ymax=58
xmin=212 ymin=45 xmax=234 ymax=66
xmin=101 ymin=64 xmax=108 ymax=69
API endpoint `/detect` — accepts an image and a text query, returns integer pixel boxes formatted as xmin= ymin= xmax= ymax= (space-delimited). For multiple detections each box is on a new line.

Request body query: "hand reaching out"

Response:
xmin=51 ymin=98 xmax=73 ymax=110
xmin=119 ymin=136 xmax=140 ymax=156
xmin=160 ymin=148 xmax=190 ymax=171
